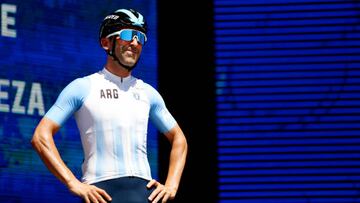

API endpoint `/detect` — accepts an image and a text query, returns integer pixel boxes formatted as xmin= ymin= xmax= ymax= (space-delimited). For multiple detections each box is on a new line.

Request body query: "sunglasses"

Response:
xmin=107 ymin=29 xmax=147 ymax=45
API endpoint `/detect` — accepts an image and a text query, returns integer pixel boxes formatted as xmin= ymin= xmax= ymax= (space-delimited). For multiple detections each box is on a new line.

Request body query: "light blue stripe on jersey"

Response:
xmin=131 ymin=123 xmax=140 ymax=175
xmin=95 ymin=121 xmax=105 ymax=178
xmin=112 ymin=119 xmax=125 ymax=175
xmin=44 ymin=77 xmax=91 ymax=126
xmin=143 ymin=83 xmax=177 ymax=133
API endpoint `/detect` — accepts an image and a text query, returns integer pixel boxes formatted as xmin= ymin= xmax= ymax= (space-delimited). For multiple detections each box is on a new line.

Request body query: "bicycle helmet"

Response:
xmin=99 ymin=8 xmax=147 ymax=41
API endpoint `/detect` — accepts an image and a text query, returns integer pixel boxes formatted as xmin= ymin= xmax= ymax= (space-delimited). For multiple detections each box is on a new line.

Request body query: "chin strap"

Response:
xmin=107 ymin=37 xmax=135 ymax=71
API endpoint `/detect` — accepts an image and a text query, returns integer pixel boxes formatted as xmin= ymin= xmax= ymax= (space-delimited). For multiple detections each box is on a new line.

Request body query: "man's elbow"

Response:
xmin=177 ymin=134 xmax=188 ymax=151
xmin=30 ymin=118 xmax=58 ymax=150
xmin=183 ymin=137 xmax=188 ymax=152
xmin=31 ymin=131 xmax=41 ymax=150
xmin=31 ymin=126 xmax=49 ymax=151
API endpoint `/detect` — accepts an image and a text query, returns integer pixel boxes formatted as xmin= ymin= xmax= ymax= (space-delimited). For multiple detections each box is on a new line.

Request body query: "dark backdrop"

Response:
xmin=157 ymin=1 xmax=217 ymax=202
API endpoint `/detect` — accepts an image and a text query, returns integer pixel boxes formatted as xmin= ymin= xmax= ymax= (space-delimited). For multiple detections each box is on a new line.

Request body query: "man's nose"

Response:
xmin=130 ymin=36 xmax=140 ymax=46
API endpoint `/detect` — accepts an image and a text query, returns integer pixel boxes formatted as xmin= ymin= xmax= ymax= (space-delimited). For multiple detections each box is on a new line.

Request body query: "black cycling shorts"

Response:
xmin=83 ymin=177 xmax=154 ymax=203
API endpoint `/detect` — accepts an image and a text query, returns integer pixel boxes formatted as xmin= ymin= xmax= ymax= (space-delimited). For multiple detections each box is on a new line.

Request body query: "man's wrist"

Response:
xmin=65 ymin=178 xmax=80 ymax=189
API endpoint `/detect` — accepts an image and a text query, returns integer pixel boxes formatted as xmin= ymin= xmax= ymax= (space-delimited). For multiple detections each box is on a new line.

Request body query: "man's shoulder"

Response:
xmin=135 ymin=79 xmax=157 ymax=91
xmin=87 ymin=70 xmax=103 ymax=78
xmin=77 ymin=70 xmax=106 ymax=83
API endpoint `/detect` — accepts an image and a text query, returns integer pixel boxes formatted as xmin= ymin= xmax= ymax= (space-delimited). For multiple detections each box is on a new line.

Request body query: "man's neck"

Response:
xmin=105 ymin=58 xmax=131 ymax=78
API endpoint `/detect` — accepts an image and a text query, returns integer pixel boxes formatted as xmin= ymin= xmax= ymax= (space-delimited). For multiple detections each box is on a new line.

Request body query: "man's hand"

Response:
xmin=147 ymin=179 xmax=176 ymax=203
xmin=67 ymin=180 xmax=112 ymax=203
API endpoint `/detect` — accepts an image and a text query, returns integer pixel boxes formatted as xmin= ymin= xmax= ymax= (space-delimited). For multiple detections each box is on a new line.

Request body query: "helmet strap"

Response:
xmin=107 ymin=37 xmax=136 ymax=72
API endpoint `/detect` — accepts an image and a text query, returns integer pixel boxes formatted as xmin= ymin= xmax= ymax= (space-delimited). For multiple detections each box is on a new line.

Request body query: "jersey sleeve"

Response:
xmin=44 ymin=77 xmax=90 ymax=126
xmin=145 ymin=84 xmax=177 ymax=133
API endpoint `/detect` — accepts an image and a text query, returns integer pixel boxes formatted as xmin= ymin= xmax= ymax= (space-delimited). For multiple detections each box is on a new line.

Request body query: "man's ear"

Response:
xmin=100 ymin=38 xmax=111 ymax=51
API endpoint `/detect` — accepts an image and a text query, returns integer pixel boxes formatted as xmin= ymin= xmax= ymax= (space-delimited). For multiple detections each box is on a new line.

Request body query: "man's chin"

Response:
xmin=121 ymin=56 xmax=137 ymax=64
xmin=123 ymin=61 xmax=136 ymax=67
xmin=118 ymin=59 xmax=139 ymax=71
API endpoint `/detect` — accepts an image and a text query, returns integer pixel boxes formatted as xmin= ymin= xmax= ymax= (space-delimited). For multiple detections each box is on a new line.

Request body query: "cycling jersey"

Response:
xmin=45 ymin=68 xmax=177 ymax=184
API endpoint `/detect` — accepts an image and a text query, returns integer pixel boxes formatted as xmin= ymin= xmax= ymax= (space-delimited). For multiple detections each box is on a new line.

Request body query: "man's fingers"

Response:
xmin=82 ymin=185 xmax=111 ymax=203
xmin=152 ymin=190 xmax=166 ymax=203
xmin=83 ymin=196 xmax=91 ymax=203
xmin=148 ymin=186 xmax=162 ymax=201
xmin=96 ymin=187 xmax=112 ymax=201
xmin=92 ymin=190 xmax=107 ymax=203
xmin=88 ymin=192 xmax=99 ymax=203
xmin=147 ymin=179 xmax=157 ymax=188
xmin=161 ymin=192 xmax=170 ymax=203
xmin=147 ymin=180 xmax=173 ymax=203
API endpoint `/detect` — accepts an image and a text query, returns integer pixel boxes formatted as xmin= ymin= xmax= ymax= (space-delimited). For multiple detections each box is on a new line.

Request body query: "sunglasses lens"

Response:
xmin=119 ymin=30 xmax=133 ymax=41
xmin=136 ymin=33 xmax=146 ymax=44
xmin=119 ymin=29 xmax=146 ymax=44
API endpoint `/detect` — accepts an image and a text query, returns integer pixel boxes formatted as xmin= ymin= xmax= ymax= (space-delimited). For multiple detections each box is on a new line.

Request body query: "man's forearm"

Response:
xmin=165 ymin=131 xmax=188 ymax=190
xmin=31 ymin=119 xmax=112 ymax=202
xmin=31 ymin=118 xmax=79 ymax=188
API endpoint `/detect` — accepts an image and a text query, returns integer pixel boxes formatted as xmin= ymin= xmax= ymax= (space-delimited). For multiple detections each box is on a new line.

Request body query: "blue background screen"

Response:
xmin=0 ymin=1 xmax=158 ymax=202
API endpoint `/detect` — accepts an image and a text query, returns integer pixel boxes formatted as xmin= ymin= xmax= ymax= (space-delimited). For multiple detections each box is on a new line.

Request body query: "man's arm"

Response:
xmin=147 ymin=124 xmax=188 ymax=203
xmin=31 ymin=117 xmax=112 ymax=203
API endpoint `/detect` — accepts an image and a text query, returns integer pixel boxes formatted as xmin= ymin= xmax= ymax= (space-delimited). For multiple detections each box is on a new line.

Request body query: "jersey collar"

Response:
xmin=102 ymin=68 xmax=134 ymax=84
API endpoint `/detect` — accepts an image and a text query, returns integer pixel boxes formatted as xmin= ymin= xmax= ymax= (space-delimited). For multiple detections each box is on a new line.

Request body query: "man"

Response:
xmin=31 ymin=8 xmax=188 ymax=203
